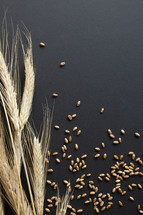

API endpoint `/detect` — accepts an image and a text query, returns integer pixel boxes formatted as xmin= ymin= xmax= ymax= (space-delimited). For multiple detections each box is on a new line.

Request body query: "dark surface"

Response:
xmin=0 ymin=0 xmax=143 ymax=214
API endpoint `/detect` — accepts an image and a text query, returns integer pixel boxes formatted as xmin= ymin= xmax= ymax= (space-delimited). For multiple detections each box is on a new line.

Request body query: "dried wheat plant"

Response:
xmin=0 ymin=19 xmax=70 ymax=215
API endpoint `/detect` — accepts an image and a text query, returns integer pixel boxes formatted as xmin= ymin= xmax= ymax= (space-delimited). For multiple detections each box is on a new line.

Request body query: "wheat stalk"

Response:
xmin=0 ymin=191 xmax=4 ymax=215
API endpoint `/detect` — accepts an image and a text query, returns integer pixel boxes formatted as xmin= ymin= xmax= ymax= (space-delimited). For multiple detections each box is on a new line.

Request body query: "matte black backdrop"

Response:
xmin=0 ymin=0 xmax=143 ymax=215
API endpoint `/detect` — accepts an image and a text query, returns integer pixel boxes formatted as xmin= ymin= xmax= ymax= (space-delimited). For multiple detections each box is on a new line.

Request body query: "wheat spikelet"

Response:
xmin=56 ymin=190 xmax=70 ymax=215
xmin=19 ymin=33 xmax=35 ymax=129
xmin=0 ymin=191 xmax=4 ymax=215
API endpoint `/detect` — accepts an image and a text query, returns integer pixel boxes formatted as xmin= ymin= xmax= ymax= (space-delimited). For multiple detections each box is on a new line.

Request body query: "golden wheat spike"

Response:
xmin=19 ymin=33 xmax=35 ymax=129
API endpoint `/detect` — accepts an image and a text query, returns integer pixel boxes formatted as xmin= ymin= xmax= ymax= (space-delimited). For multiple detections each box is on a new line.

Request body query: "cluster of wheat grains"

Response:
xmin=0 ymin=20 xmax=69 ymax=215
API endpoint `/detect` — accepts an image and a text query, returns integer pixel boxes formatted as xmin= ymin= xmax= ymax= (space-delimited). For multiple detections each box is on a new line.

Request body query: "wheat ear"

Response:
xmin=19 ymin=33 xmax=35 ymax=129
xmin=32 ymin=137 xmax=45 ymax=215
xmin=26 ymin=107 xmax=51 ymax=215
xmin=0 ymin=191 xmax=4 ymax=215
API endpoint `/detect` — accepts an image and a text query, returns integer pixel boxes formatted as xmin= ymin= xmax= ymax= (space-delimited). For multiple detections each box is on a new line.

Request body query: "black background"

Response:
xmin=0 ymin=0 xmax=143 ymax=215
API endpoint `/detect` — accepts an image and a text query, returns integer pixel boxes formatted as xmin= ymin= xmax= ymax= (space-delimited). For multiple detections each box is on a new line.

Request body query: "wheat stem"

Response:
xmin=0 ymin=191 xmax=4 ymax=215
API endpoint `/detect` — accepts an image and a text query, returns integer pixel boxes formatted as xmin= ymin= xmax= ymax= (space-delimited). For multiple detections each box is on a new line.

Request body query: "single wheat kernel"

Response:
xmin=68 ymin=115 xmax=72 ymax=120
xmin=64 ymin=138 xmax=68 ymax=144
xmin=82 ymin=165 xmax=87 ymax=169
xmin=84 ymin=200 xmax=90 ymax=204
xmin=77 ymin=195 xmax=81 ymax=199
xmin=101 ymin=142 xmax=105 ymax=148
xmin=82 ymin=193 xmax=87 ymax=198
xmin=103 ymin=153 xmax=107 ymax=159
xmin=69 ymin=165 xmax=73 ymax=171
xmin=77 ymin=130 xmax=81 ymax=136
xmin=46 ymin=180 xmax=51 ymax=184
xmin=56 ymin=158 xmax=60 ymax=163
xmin=52 ymin=93 xmax=58 ymax=97
xmin=65 ymin=130 xmax=70 ymax=134
xmin=98 ymin=193 xmax=102 ymax=198
xmin=63 ymin=153 xmax=66 ymax=158
xmin=135 ymin=132 xmax=140 ymax=137
xmin=140 ymin=210 xmax=143 ymax=214
xmin=77 ymin=209 xmax=83 ymax=213
xmin=128 ymin=185 xmax=132 ymax=190
xmin=70 ymin=195 xmax=74 ymax=200
xmin=75 ymin=144 xmax=79 ymax=150
xmin=90 ymin=191 xmax=95 ymax=195
xmin=138 ymin=205 xmax=141 ymax=210
xmin=110 ymin=134 xmax=115 ymax=139
xmin=45 ymin=208 xmax=50 ymax=212
xmin=95 ymin=154 xmax=100 ymax=158
xmin=67 ymin=205 xmax=72 ymax=209
xmin=54 ymin=125 xmax=60 ymax=129
xmin=100 ymin=108 xmax=104 ymax=113
xmin=67 ymin=155 xmax=72 ymax=159
xmin=69 ymin=136 xmax=72 ymax=142
xmin=76 ymin=157 xmax=80 ymax=163
xmin=119 ymin=137 xmax=122 ymax=143
xmin=51 ymin=182 xmax=55 ymax=186
xmin=40 ymin=42 xmax=45 ymax=47
xmin=119 ymin=201 xmax=123 ymax=207
xmin=60 ymin=61 xmax=65 ymax=67
xmin=87 ymin=173 xmax=91 ymax=177
xmin=129 ymin=196 xmax=134 ymax=201
xmin=72 ymin=114 xmax=77 ymax=118
xmin=95 ymin=147 xmax=100 ymax=151
xmin=81 ymin=154 xmax=87 ymax=159
xmin=114 ymin=155 xmax=119 ymax=160
xmin=98 ymin=176 xmax=103 ymax=181
xmin=73 ymin=127 xmax=78 ymax=132
xmin=121 ymin=129 xmax=125 ymax=134
xmin=138 ymin=184 xmax=142 ymax=189
xmin=81 ymin=174 xmax=86 ymax=179
xmin=52 ymin=152 xmax=58 ymax=156
xmin=108 ymin=129 xmax=112 ymax=134
xmin=47 ymin=204 xmax=53 ymax=208
xmin=113 ymin=140 xmax=119 ymax=144
xmin=105 ymin=177 xmax=110 ymax=181
xmin=48 ymin=169 xmax=53 ymax=173
xmin=89 ymin=180 xmax=94 ymax=184
xmin=76 ymin=101 xmax=81 ymax=107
